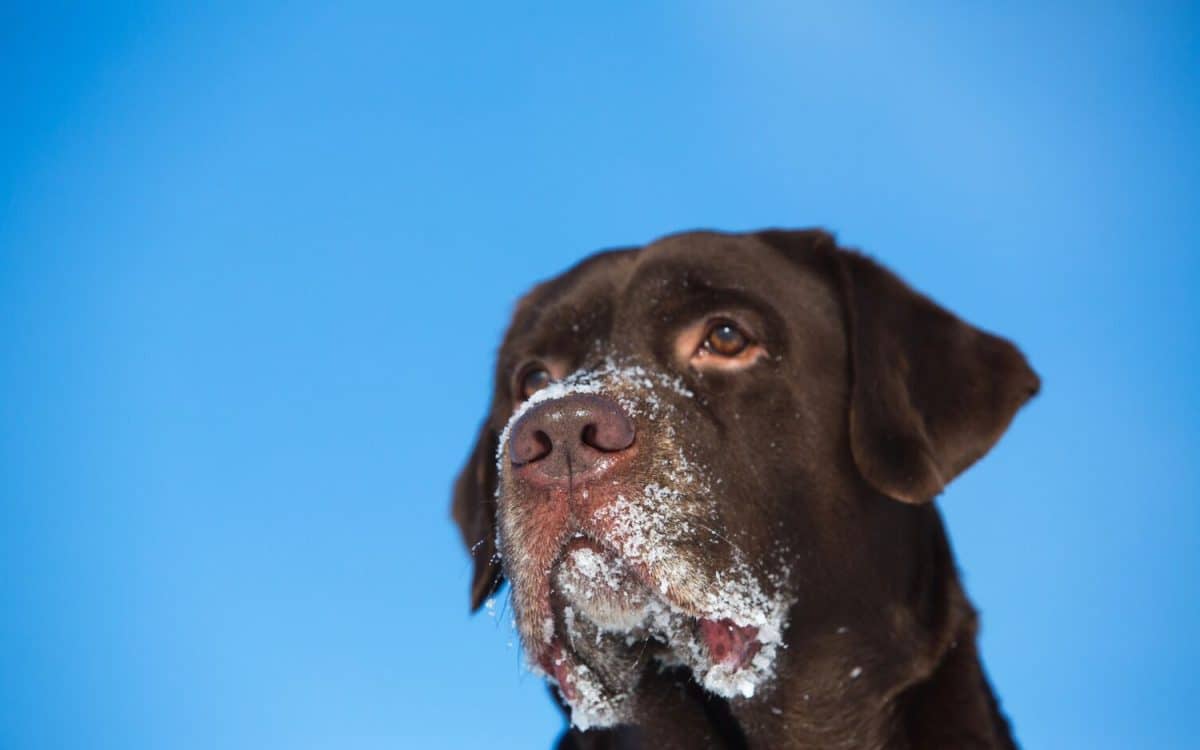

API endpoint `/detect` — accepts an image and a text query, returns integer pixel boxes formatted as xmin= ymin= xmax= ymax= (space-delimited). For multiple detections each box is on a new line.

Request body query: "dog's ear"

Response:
xmin=758 ymin=229 xmax=1040 ymax=503
xmin=451 ymin=424 xmax=503 ymax=611
xmin=833 ymin=248 xmax=1040 ymax=503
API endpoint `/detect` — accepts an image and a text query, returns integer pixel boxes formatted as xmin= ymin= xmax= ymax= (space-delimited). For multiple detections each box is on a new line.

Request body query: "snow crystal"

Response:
xmin=568 ymin=547 xmax=624 ymax=591
xmin=560 ymin=661 xmax=627 ymax=731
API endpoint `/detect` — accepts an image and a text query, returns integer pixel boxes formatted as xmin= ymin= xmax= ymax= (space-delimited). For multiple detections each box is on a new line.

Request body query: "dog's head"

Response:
xmin=452 ymin=229 xmax=1037 ymax=729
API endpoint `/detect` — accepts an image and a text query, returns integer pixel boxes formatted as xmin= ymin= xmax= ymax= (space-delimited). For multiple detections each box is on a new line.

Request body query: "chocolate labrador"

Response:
xmin=452 ymin=229 xmax=1038 ymax=749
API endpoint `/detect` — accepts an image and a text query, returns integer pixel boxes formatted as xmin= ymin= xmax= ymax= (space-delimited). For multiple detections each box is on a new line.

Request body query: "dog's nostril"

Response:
xmin=530 ymin=431 xmax=552 ymax=461
xmin=581 ymin=418 xmax=635 ymax=453
xmin=511 ymin=425 xmax=553 ymax=466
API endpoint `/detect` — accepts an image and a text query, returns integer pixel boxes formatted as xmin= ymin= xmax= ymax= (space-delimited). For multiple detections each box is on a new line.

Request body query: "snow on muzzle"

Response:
xmin=493 ymin=362 xmax=792 ymax=729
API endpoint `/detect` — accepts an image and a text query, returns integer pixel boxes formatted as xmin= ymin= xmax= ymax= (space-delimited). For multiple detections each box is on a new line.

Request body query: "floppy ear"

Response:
xmin=834 ymin=248 xmax=1040 ymax=503
xmin=451 ymin=424 xmax=504 ymax=611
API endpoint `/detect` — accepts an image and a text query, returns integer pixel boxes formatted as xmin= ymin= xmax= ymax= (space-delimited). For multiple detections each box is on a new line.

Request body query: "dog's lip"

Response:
xmin=697 ymin=618 xmax=762 ymax=670
xmin=538 ymin=640 xmax=580 ymax=702
xmin=548 ymin=535 xmax=765 ymax=674
xmin=561 ymin=534 xmax=606 ymax=558
xmin=553 ymin=533 xmax=660 ymax=608
xmin=552 ymin=534 xmax=651 ymax=612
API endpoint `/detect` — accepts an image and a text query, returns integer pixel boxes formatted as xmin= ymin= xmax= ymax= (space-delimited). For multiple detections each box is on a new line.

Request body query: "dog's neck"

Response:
xmin=719 ymin=503 xmax=1018 ymax=750
xmin=726 ymin=586 xmax=1017 ymax=750
xmin=697 ymin=516 xmax=1014 ymax=750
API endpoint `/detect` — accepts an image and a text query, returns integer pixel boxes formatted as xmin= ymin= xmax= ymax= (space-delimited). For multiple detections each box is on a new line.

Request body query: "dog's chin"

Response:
xmin=543 ymin=536 xmax=776 ymax=732
xmin=554 ymin=537 xmax=767 ymax=665
xmin=554 ymin=538 xmax=656 ymax=632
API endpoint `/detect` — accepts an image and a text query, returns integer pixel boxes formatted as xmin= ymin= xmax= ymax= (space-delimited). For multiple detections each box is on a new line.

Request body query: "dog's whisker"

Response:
xmin=688 ymin=520 xmax=758 ymax=567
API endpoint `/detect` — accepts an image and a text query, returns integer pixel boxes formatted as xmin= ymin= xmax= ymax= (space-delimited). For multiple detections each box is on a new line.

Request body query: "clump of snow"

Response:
xmin=559 ymin=661 xmax=627 ymax=731
xmin=554 ymin=546 xmax=653 ymax=634
xmin=567 ymin=547 xmax=625 ymax=593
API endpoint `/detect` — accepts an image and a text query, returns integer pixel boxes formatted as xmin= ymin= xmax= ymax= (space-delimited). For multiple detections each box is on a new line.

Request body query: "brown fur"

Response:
xmin=452 ymin=229 xmax=1038 ymax=749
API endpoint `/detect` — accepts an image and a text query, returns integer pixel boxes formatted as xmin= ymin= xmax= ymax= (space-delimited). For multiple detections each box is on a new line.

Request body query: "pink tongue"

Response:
xmin=699 ymin=618 xmax=761 ymax=670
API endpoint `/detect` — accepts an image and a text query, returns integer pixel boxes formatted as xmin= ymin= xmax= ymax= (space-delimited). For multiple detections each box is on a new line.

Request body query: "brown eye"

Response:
xmin=704 ymin=323 xmax=750 ymax=357
xmin=520 ymin=367 xmax=552 ymax=399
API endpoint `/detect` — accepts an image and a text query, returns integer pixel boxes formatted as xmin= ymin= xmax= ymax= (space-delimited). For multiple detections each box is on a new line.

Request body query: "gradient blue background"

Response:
xmin=3 ymin=3 xmax=1197 ymax=748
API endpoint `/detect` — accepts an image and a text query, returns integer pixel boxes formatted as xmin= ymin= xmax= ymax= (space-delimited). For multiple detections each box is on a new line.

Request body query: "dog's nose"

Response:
xmin=508 ymin=394 xmax=636 ymax=481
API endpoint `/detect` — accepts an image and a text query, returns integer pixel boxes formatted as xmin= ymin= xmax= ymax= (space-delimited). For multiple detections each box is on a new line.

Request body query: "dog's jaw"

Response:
xmin=494 ymin=361 xmax=794 ymax=730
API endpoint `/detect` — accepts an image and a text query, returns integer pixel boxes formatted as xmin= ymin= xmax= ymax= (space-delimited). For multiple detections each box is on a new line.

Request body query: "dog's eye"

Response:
xmin=520 ymin=367 xmax=553 ymax=399
xmin=677 ymin=317 xmax=764 ymax=371
xmin=704 ymin=323 xmax=750 ymax=357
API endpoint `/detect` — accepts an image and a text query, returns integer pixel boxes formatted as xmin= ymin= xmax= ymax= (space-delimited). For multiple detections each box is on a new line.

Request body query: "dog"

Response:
xmin=452 ymin=229 xmax=1038 ymax=749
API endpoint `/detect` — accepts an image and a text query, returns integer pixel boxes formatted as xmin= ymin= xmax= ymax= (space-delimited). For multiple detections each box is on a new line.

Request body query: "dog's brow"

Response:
xmin=643 ymin=284 xmax=773 ymax=324
xmin=503 ymin=299 xmax=615 ymax=372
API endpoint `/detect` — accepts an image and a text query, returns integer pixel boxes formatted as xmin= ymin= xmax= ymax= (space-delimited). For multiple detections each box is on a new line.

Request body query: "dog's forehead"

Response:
xmin=501 ymin=231 xmax=841 ymax=371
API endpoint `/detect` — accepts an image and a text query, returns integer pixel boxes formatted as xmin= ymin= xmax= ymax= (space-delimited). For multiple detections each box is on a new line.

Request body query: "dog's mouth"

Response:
xmin=551 ymin=536 xmax=765 ymax=672
xmin=513 ymin=506 xmax=788 ymax=731
xmin=531 ymin=534 xmax=773 ymax=728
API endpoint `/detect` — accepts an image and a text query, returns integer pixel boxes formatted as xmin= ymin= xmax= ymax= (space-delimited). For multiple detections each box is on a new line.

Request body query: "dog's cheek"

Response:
xmin=738 ymin=375 xmax=841 ymax=555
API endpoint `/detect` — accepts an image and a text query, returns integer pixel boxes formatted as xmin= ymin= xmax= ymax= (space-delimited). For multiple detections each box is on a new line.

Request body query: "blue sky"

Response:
xmin=2 ymin=2 xmax=1197 ymax=748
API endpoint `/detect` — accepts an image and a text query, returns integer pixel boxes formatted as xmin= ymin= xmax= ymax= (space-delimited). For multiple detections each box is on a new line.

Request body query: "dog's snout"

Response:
xmin=509 ymin=394 xmax=635 ymax=480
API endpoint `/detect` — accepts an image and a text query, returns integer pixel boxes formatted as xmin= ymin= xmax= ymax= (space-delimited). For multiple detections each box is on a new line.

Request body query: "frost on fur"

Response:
xmin=494 ymin=360 xmax=794 ymax=729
